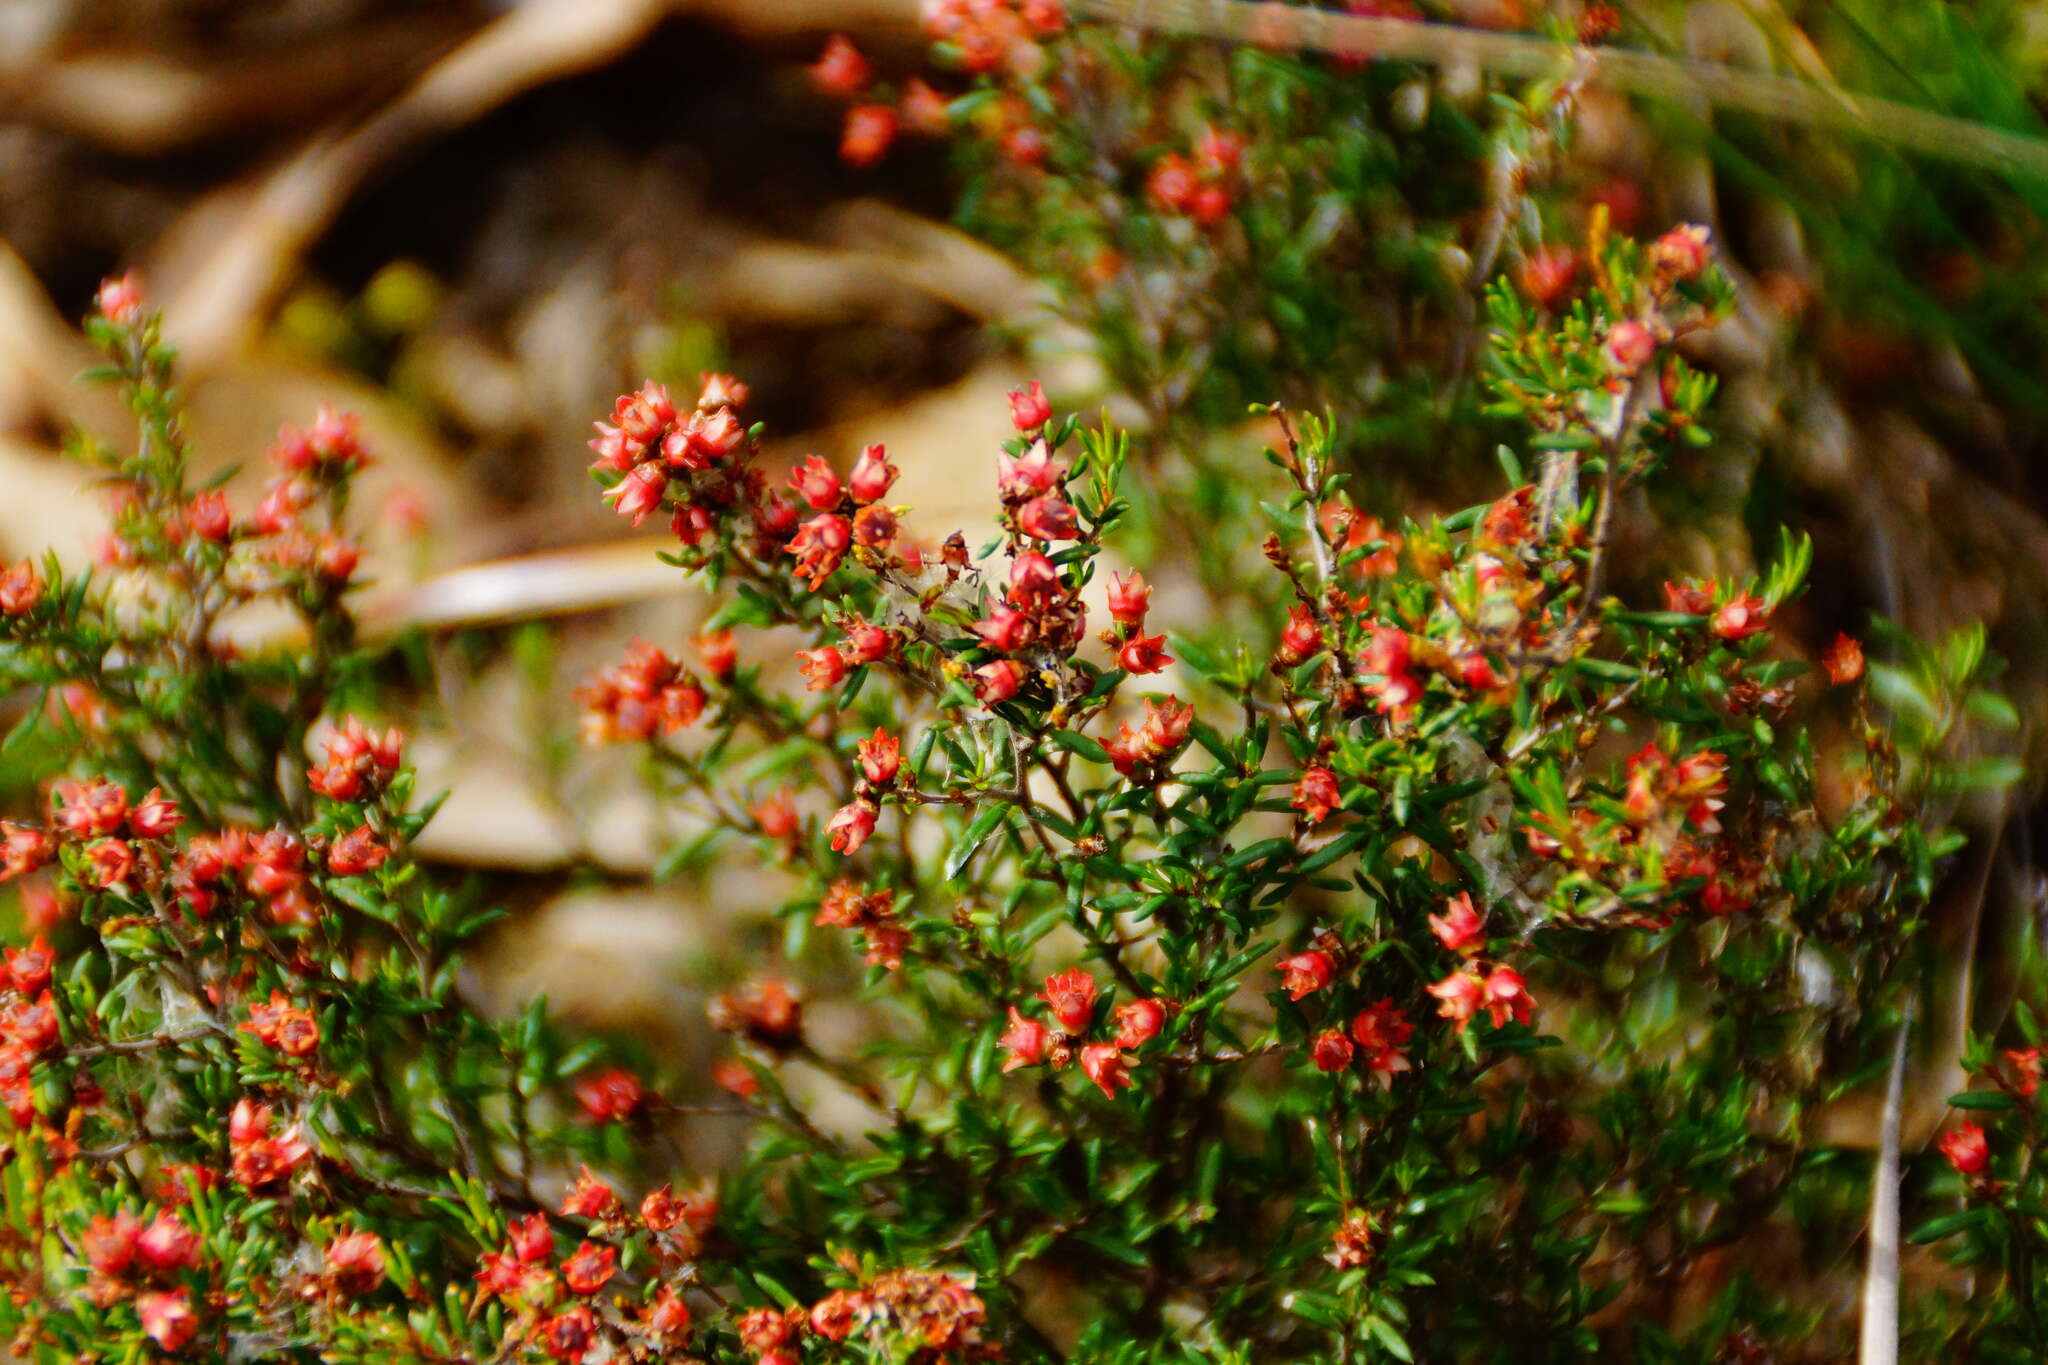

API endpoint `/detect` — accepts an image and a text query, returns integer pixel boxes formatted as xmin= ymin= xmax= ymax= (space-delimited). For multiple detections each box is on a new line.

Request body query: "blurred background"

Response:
xmin=6 ymin=0 xmax=2048 ymax=1143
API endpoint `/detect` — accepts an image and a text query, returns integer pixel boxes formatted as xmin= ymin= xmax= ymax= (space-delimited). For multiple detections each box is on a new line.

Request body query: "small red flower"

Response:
xmin=1651 ymin=224 xmax=1712 ymax=281
xmin=1008 ymin=381 xmax=1052 ymax=431
xmin=789 ymin=455 xmax=843 ymax=511
xmin=5 ymin=936 xmax=54 ymax=996
xmin=1106 ymin=570 xmax=1150 ymax=631
xmin=998 ymin=444 xmax=1067 ymax=501
xmin=1429 ymin=893 xmax=1485 ymax=954
xmin=572 ymin=1067 xmax=643 ymax=1123
xmin=1038 ymin=969 xmax=1099 ymax=1034
xmin=648 ymin=1286 xmax=693 ymax=1337
xmin=841 ymin=104 xmax=898 ymax=167
xmin=973 ymin=659 xmax=1027 ymax=705
xmin=787 ymin=512 xmax=852 ymax=589
xmin=798 ymin=644 xmax=850 ymax=694
xmin=1016 ymin=495 xmax=1080 ymax=541
xmin=694 ymin=629 xmax=737 ymax=680
xmin=1821 ymin=632 xmax=1864 ymax=685
xmin=560 ymin=1166 xmax=621 ymax=1220
xmin=1607 ymin=320 xmax=1656 ymax=372
xmin=136 ymin=1211 xmax=200 ymax=1271
xmin=972 ymin=604 xmax=1031 ymax=652
xmin=129 ymin=788 xmax=183 ymax=839
xmin=1310 ymin=1028 xmax=1355 ymax=1072
xmin=1079 ymin=1042 xmax=1133 ymax=1098
xmin=739 ymin=1307 xmax=794 ymax=1350
xmin=137 ymin=1288 xmax=197 ymax=1352
xmin=561 ymin=1240 xmax=617 ymax=1295
xmin=1113 ymin=999 xmax=1166 ymax=1050
xmin=2007 ymin=1047 xmax=2044 ymax=1099
xmin=999 ymin=1007 xmax=1050 ymax=1071
xmin=1117 ymin=633 xmax=1173 ymax=675
xmin=809 ymin=33 xmax=872 ymax=96
xmin=1008 ymin=550 xmax=1061 ymax=601
xmin=1275 ymin=605 xmax=1323 ymax=667
xmin=326 ymin=824 xmax=388 ymax=876
xmin=604 ymin=463 xmax=667 ymax=526
xmin=326 ymin=1231 xmax=386 ymax=1295
xmin=83 ymin=1209 xmax=143 ymax=1276
xmin=0 ymin=560 xmax=42 ymax=617
xmin=1427 ymin=970 xmax=1485 ymax=1030
xmin=848 ymin=443 xmax=898 ymax=504
xmin=1292 ymin=766 xmax=1341 ymax=825
xmin=509 ymin=1212 xmax=553 ymax=1263
xmin=1279 ymin=951 xmax=1335 ymax=1001
xmin=1517 ymin=245 xmax=1578 ymax=309
xmin=96 ymin=270 xmax=144 ymax=324
xmin=1481 ymin=966 xmax=1535 ymax=1029
xmin=540 ymin=1305 xmax=596 ymax=1362
xmin=1939 ymin=1121 xmax=1989 ymax=1175
xmin=857 ymin=728 xmax=902 ymax=785
xmin=826 ymin=799 xmax=878 ymax=855
xmin=1712 ymin=592 xmax=1770 ymax=641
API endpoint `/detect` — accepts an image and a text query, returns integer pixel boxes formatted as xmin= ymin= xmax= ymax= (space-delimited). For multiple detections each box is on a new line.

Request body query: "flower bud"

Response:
xmin=848 ymin=444 xmax=897 ymax=504
xmin=1008 ymin=381 xmax=1052 ymax=431
xmin=1279 ymin=951 xmax=1335 ymax=1001
xmin=1106 ymin=570 xmax=1149 ymax=630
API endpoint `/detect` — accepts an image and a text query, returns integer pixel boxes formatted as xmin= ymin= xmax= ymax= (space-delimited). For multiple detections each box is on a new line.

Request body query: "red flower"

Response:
xmin=849 ymin=443 xmax=898 ymax=504
xmin=999 ymin=1007 xmax=1050 ymax=1072
xmin=561 ymin=1240 xmax=617 ymax=1295
xmin=573 ymin=1068 xmax=643 ymax=1123
xmin=1427 ymin=970 xmax=1485 ymax=1030
xmin=1106 ymin=570 xmax=1150 ymax=630
xmin=84 ymin=837 xmax=135 ymax=888
xmin=973 ymin=659 xmax=1027 ymax=705
xmin=1310 ymin=1028 xmax=1355 ymax=1072
xmin=826 ymin=800 xmax=879 ymax=855
xmin=972 ymin=604 xmax=1030 ymax=652
xmin=900 ymin=78 xmax=951 ymax=136
xmin=1348 ymin=999 xmax=1414 ymax=1087
xmin=841 ymin=104 xmax=898 ymax=167
xmin=96 ymin=270 xmax=144 ymax=324
xmin=1662 ymin=578 xmax=1716 ymax=615
xmin=648 ymin=1286 xmax=692 ymax=1337
xmin=998 ymin=443 xmax=1066 ymax=501
xmin=560 ymin=1166 xmax=621 ymax=1220
xmin=857 ymin=728 xmax=902 ymax=785
xmin=809 ymin=33 xmax=871 ymax=95
xmin=604 ymin=463 xmax=667 ymax=526
xmin=694 ymin=629 xmax=737 ymax=680
xmin=1429 ymin=893 xmax=1485 ymax=954
xmin=326 ymin=1231 xmax=386 ymax=1295
xmin=1117 ymin=633 xmax=1173 ymax=675
xmin=5 ymin=936 xmax=54 ymax=996
xmin=789 ymin=455 xmax=843 ymax=511
xmin=2007 ymin=1047 xmax=2044 ymax=1099
xmin=1275 ymin=605 xmax=1323 ymax=667
xmin=1147 ymin=153 xmax=1197 ymax=214
xmin=1113 ymin=999 xmax=1166 ymax=1050
xmin=1607 ymin=320 xmax=1656 ymax=372
xmin=1279 ymin=951 xmax=1335 ymax=1001
xmin=540 ymin=1305 xmax=596 ymax=1362
xmin=710 ymin=978 xmax=804 ymax=1049
xmin=83 ymin=1209 xmax=143 ymax=1276
xmin=1650 ymin=224 xmax=1712 ymax=281
xmin=1292 ymin=766 xmax=1341 ymax=824
xmin=798 ymin=645 xmax=850 ymax=693
xmin=787 ymin=513 xmax=852 ymax=589
xmin=0 ymin=560 xmax=41 ymax=617
xmin=1481 ymin=966 xmax=1535 ymax=1029
xmin=1140 ymin=697 xmax=1194 ymax=754
xmin=129 ymin=788 xmax=182 ymax=839
xmin=1820 ymin=632 xmax=1864 ymax=685
xmin=1516 ymin=245 xmax=1578 ymax=309
xmin=739 ymin=1307 xmax=794 ymax=1350
xmin=227 ymin=1098 xmax=311 ymax=1188
xmin=1008 ymin=381 xmax=1052 ymax=431
xmin=137 ymin=1289 xmax=197 ymax=1352
xmin=1038 ymin=969 xmax=1099 ymax=1033
xmin=326 ymin=824 xmax=388 ymax=876
xmin=1712 ymin=592 xmax=1770 ymax=641
xmin=0 ymin=823 xmax=52 ymax=882
xmin=1939 ymin=1122 xmax=1989 ymax=1175
xmin=137 ymin=1211 xmax=200 ymax=1271
xmin=9 ymin=993 xmax=58 ymax=1054
xmin=1017 ymin=495 xmax=1080 ymax=541
xmin=1079 ymin=1042 xmax=1133 ymax=1098
xmin=509 ymin=1212 xmax=553 ymax=1263
xmin=1008 ymin=550 xmax=1061 ymax=601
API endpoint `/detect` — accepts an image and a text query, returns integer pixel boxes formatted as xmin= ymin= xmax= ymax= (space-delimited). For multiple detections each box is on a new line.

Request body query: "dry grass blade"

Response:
xmin=1075 ymin=0 xmax=2048 ymax=182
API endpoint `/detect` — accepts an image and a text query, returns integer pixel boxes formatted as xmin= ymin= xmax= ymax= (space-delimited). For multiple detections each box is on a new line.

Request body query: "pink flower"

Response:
xmin=96 ymin=270 xmax=144 ymax=325
xmin=137 ymin=1289 xmax=197 ymax=1352
xmin=509 ymin=1212 xmax=553 ymax=1263
xmin=1516 ymin=245 xmax=1578 ymax=309
xmin=789 ymin=455 xmax=843 ymax=511
xmin=326 ymin=1231 xmax=386 ymax=1295
xmin=857 ymin=728 xmax=902 ymax=785
xmin=1279 ymin=951 xmax=1336 ymax=1001
xmin=1607 ymin=320 xmax=1656 ymax=372
xmin=1017 ymin=495 xmax=1080 ymax=541
xmin=809 ymin=33 xmax=872 ymax=95
xmin=83 ymin=1210 xmax=142 ymax=1276
xmin=999 ymin=1007 xmax=1050 ymax=1071
xmin=1079 ymin=1042 xmax=1133 ymax=1098
xmin=1712 ymin=592 xmax=1770 ymax=641
xmin=1481 ymin=966 xmax=1534 ymax=1029
xmin=137 ymin=1211 xmax=200 ymax=1271
xmin=973 ymin=659 xmax=1027 ymax=705
xmin=604 ymin=463 xmax=667 ymax=525
xmin=1117 ymin=633 xmax=1173 ymax=675
xmin=1310 ymin=1028 xmax=1355 ymax=1072
xmin=1939 ymin=1122 xmax=1989 ymax=1175
xmin=1292 ymin=766 xmax=1341 ymax=824
xmin=133 ymin=786 xmax=187 ymax=840
xmin=826 ymin=800 xmax=879 ymax=855
xmin=998 ymin=442 xmax=1067 ymax=500
xmin=1038 ymin=968 xmax=1098 ymax=1033
xmin=1113 ymin=999 xmax=1166 ymax=1049
xmin=1008 ymin=380 xmax=1052 ymax=431
xmin=1429 ymin=893 xmax=1485 ymax=954
xmin=972 ymin=604 xmax=1031 ymax=652
xmin=1107 ymin=571 xmax=1150 ymax=630
xmin=1427 ymin=970 xmax=1485 ymax=1031
xmin=849 ymin=444 xmax=897 ymax=504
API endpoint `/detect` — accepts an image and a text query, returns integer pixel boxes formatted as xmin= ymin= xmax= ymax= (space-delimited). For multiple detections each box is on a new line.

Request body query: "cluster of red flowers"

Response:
xmin=1279 ymin=945 xmax=1416 ymax=1083
xmin=0 ymin=935 xmax=58 ymax=1124
xmin=1417 ymin=895 xmax=1535 ymax=1032
xmin=240 ymin=988 xmax=320 ymax=1059
xmin=577 ymin=639 xmax=709 ymax=743
xmin=588 ymin=375 xmax=754 ymax=532
xmin=1145 ymin=125 xmax=1245 ymax=227
xmin=801 ymin=1265 xmax=993 ymax=1361
xmin=1102 ymin=695 xmax=1194 ymax=779
xmin=228 ymin=1096 xmax=312 ymax=1189
xmin=1662 ymin=578 xmax=1771 ymax=643
xmin=815 ymin=877 xmax=910 ymax=970
xmin=473 ymin=1169 xmax=713 ymax=1363
xmin=998 ymin=968 xmax=1168 ymax=1098
xmin=78 ymin=1202 xmax=205 ymax=1351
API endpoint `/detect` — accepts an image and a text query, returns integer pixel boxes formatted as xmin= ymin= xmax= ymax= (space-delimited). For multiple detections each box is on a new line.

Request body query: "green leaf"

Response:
xmin=946 ymin=805 xmax=1010 ymax=883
